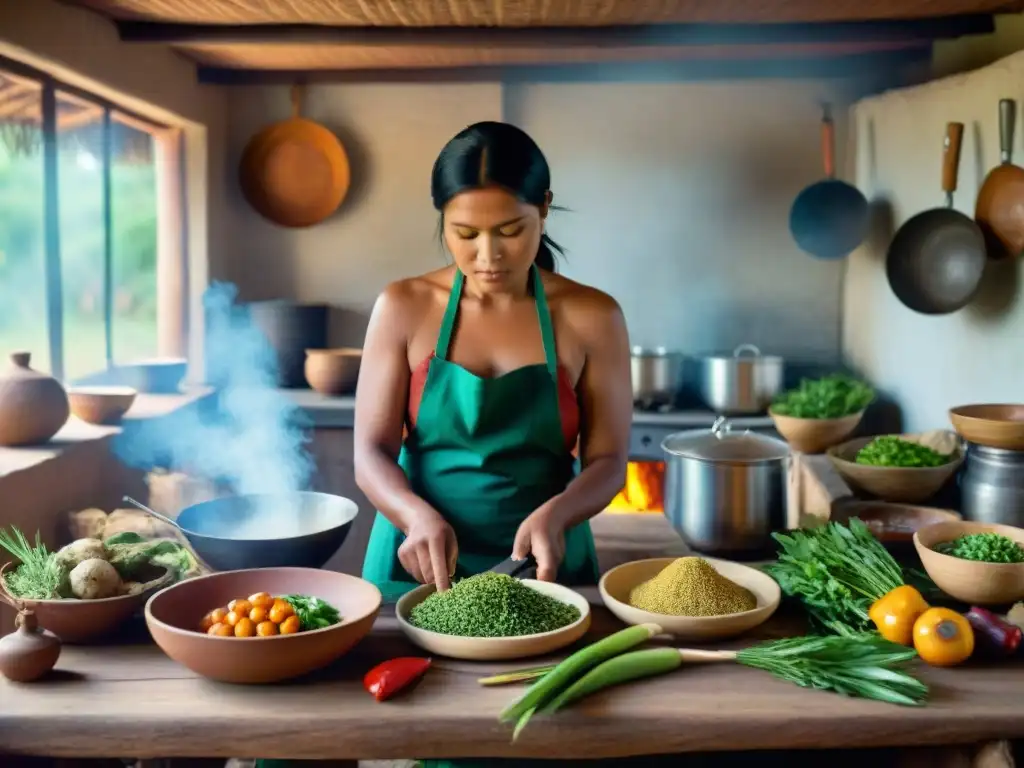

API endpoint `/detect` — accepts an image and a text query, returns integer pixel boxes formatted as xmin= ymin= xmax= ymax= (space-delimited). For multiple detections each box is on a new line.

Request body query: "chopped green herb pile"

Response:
xmin=771 ymin=374 xmax=875 ymax=420
xmin=735 ymin=632 xmax=928 ymax=706
xmin=282 ymin=594 xmax=342 ymax=630
xmin=854 ymin=436 xmax=953 ymax=468
xmin=409 ymin=572 xmax=581 ymax=638
xmin=934 ymin=533 xmax=1024 ymax=564
xmin=764 ymin=519 xmax=925 ymax=635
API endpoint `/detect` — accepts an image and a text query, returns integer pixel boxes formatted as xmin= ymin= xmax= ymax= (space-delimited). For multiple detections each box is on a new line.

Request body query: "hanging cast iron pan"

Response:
xmin=886 ymin=122 xmax=987 ymax=315
xmin=974 ymin=98 xmax=1024 ymax=260
xmin=239 ymin=84 xmax=351 ymax=228
xmin=789 ymin=104 xmax=869 ymax=260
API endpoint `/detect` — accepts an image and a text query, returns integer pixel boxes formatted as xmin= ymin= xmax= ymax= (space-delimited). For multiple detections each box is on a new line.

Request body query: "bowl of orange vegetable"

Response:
xmin=145 ymin=567 xmax=382 ymax=683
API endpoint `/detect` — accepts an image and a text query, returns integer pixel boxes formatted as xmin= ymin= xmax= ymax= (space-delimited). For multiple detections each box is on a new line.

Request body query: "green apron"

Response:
xmin=362 ymin=265 xmax=599 ymax=588
xmin=365 ymin=265 xmax=599 ymax=768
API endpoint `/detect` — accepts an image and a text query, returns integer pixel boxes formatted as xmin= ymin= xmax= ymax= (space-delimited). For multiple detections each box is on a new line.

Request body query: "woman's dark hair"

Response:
xmin=431 ymin=121 xmax=564 ymax=272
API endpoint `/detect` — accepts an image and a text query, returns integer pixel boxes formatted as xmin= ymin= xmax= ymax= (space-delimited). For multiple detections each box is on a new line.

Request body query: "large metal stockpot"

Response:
xmin=697 ymin=344 xmax=784 ymax=415
xmin=630 ymin=347 xmax=684 ymax=408
xmin=960 ymin=444 xmax=1024 ymax=527
xmin=662 ymin=417 xmax=791 ymax=553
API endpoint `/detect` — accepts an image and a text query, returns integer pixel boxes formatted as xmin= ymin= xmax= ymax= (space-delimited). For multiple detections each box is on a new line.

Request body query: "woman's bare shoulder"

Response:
xmin=372 ymin=267 xmax=454 ymax=327
xmin=541 ymin=270 xmax=625 ymax=330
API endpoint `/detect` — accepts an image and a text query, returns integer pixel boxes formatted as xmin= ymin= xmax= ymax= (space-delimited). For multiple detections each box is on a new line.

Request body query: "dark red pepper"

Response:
xmin=363 ymin=657 xmax=432 ymax=702
xmin=964 ymin=606 xmax=1022 ymax=658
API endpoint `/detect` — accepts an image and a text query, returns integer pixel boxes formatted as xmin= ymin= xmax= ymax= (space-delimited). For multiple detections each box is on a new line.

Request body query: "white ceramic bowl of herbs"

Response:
xmin=395 ymin=574 xmax=591 ymax=661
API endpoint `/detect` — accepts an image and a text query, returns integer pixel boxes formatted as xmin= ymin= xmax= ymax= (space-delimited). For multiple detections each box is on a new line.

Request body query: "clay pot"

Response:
xmin=0 ymin=352 xmax=70 ymax=446
xmin=0 ymin=608 xmax=61 ymax=682
xmin=304 ymin=348 xmax=362 ymax=396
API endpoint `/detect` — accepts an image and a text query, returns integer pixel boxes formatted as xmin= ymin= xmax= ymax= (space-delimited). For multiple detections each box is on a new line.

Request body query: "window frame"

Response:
xmin=0 ymin=53 xmax=186 ymax=382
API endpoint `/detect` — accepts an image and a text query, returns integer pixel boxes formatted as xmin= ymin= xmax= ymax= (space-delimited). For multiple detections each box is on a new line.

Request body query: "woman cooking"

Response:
xmin=255 ymin=124 xmax=634 ymax=768
xmin=355 ymin=120 xmax=632 ymax=594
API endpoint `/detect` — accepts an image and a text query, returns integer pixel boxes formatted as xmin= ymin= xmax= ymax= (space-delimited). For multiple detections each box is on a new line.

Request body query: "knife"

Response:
xmin=488 ymin=553 xmax=537 ymax=580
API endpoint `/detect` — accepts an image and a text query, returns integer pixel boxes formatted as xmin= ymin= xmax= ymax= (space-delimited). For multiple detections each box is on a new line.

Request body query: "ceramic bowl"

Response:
xmin=68 ymin=386 xmax=138 ymax=425
xmin=914 ymin=520 xmax=1024 ymax=606
xmin=145 ymin=567 xmax=381 ymax=683
xmin=305 ymin=348 xmax=362 ymax=396
xmin=1 ymin=561 xmax=171 ymax=643
xmin=949 ymin=403 xmax=1024 ymax=451
xmin=599 ymin=557 xmax=781 ymax=641
xmin=829 ymin=501 xmax=961 ymax=553
xmin=769 ymin=409 xmax=864 ymax=454
xmin=827 ymin=431 xmax=964 ymax=503
xmin=396 ymin=579 xmax=591 ymax=661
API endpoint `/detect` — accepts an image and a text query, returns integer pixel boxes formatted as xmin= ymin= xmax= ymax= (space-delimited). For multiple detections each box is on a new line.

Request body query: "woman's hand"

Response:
xmin=512 ymin=503 xmax=566 ymax=582
xmin=399 ymin=511 xmax=459 ymax=592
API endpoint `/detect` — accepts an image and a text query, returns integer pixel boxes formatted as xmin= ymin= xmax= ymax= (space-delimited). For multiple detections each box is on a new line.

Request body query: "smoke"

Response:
xmin=113 ymin=281 xmax=314 ymax=496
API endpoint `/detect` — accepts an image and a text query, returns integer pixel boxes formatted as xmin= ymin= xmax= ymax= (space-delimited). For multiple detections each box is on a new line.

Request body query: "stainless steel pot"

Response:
xmin=630 ymin=347 xmax=684 ymax=408
xmin=697 ymin=344 xmax=784 ymax=415
xmin=960 ymin=444 xmax=1024 ymax=527
xmin=662 ymin=417 xmax=790 ymax=552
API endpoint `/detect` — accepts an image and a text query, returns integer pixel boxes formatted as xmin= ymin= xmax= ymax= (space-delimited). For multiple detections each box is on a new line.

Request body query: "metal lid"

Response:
xmin=631 ymin=346 xmax=681 ymax=357
xmin=661 ymin=416 xmax=790 ymax=464
xmin=700 ymin=343 xmax=784 ymax=364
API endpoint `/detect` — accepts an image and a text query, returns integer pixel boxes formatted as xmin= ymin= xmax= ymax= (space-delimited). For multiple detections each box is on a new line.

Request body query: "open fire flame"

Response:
xmin=605 ymin=461 xmax=665 ymax=514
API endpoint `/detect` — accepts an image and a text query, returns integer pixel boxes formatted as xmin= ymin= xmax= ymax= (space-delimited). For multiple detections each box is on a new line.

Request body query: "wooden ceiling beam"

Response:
xmin=196 ymin=47 xmax=932 ymax=85
xmin=117 ymin=15 xmax=994 ymax=47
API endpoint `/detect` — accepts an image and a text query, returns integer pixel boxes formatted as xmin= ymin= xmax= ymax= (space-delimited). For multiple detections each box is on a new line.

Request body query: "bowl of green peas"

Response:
xmin=826 ymin=430 xmax=965 ymax=503
xmin=915 ymin=520 xmax=1024 ymax=605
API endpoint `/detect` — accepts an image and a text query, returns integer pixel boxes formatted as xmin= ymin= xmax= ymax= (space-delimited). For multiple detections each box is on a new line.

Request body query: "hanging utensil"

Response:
xmin=885 ymin=122 xmax=986 ymax=315
xmin=238 ymin=84 xmax=351 ymax=229
xmin=789 ymin=104 xmax=869 ymax=260
xmin=974 ymin=99 xmax=1024 ymax=260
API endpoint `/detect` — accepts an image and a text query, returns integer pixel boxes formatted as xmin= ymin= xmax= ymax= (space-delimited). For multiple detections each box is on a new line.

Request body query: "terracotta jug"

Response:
xmin=0 ymin=352 xmax=70 ymax=446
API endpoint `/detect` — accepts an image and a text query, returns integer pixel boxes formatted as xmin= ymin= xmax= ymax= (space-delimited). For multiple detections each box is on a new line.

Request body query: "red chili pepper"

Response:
xmin=363 ymin=657 xmax=432 ymax=702
xmin=965 ymin=606 xmax=1022 ymax=658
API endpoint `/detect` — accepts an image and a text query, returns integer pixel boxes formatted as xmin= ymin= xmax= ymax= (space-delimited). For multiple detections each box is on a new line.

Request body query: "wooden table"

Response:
xmin=1 ymin=515 xmax=1022 ymax=763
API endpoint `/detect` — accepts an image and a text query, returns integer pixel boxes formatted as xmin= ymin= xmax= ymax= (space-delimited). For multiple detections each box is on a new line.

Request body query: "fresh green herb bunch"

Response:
xmin=770 ymin=374 xmax=875 ymax=420
xmin=282 ymin=594 xmax=342 ymax=630
xmin=0 ymin=526 xmax=64 ymax=600
xmin=409 ymin=572 xmax=580 ymax=638
xmin=855 ymin=436 xmax=953 ymax=468
xmin=763 ymin=519 xmax=909 ymax=635
xmin=934 ymin=533 xmax=1024 ymax=564
xmin=735 ymin=632 xmax=928 ymax=706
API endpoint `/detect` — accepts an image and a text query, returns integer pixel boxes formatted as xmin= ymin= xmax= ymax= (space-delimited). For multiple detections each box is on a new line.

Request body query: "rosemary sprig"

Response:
xmin=0 ymin=526 xmax=64 ymax=600
xmin=763 ymin=518 xmax=922 ymax=635
xmin=736 ymin=633 xmax=928 ymax=706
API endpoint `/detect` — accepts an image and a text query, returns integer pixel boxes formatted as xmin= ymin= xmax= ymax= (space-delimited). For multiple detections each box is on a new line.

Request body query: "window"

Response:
xmin=0 ymin=57 xmax=181 ymax=382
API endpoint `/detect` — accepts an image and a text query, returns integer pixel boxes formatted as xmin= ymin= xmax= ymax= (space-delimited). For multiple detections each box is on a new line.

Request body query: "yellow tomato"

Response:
xmin=868 ymin=585 xmax=930 ymax=646
xmin=279 ymin=615 xmax=301 ymax=635
xmin=228 ymin=599 xmax=253 ymax=617
xmin=234 ymin=617 xmax=257 ymax=638
xmin=257 ymin=620 xmax=279 ymax=637
xmin=249 ymin=605 xmax=269 ymax=624
xmin=913 ymin=608 xmax=974 ymax=667
xmin=208 ymin=608 xmax=228 ymax=625
xmin=248 ymin=592 xmax=274 ymax=609
xmin=269 ymin=599 xmax=295 ymax=624
xmin=225 ymin=610 xmax=244 ymax=627
xmin=207 ymin=622 xmax=233 ymax=637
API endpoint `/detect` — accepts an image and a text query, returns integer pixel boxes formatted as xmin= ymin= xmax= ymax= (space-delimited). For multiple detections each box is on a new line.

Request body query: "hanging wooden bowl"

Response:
xmin=239 ymin=85 xmax=350 ymax=228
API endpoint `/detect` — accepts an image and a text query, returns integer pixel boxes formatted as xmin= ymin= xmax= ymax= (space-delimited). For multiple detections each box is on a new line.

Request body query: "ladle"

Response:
xmin=122 ymin=495 xmax=188 ymax=532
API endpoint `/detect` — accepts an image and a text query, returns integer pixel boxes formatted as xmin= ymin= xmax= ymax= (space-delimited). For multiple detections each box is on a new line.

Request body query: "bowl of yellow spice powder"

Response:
xmin=599 ymin=556 xmax=780 ymax=641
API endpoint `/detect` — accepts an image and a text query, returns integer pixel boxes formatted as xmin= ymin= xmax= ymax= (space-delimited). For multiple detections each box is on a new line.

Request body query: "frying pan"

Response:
xmin=974 ymin=99 xmax=1024 ymax=260
xmin=789 ymin=104 xmax=869 ymax=260
xmin=123 ymin=493 xmax=357 ymax=572
xmin=239 ymin=85 xmax=351 ymax=229
xmin=886 ymin=122 xmax=987 ymax=315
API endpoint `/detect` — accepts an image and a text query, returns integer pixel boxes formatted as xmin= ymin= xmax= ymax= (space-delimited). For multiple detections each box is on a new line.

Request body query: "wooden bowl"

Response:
xmin=395 ymin=579 xmax=590 ymax=661
xmin=68 ymin=386 xmax=137 ymax=425
xmin=599 ymin=557 xmax=780 ymax=641
xmin=304 ymin=348 xmax=362 ymax=396
xmin=829 ymin=501 xmax=961 ymax=554
xmin=769 ymin=409 xmax=864 ymax=454
xmin=145 ymin=567 xmax=381 ymax=683
xmin=1 ymin=562 xmax=171 ymax=644
xmin=827 ymin=431 xmax=964 ymax=503
xmin=949 ymin=404 xmax=1024 ymax=451
xmin=914 ymin=520 xmax=1024 ymax=605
